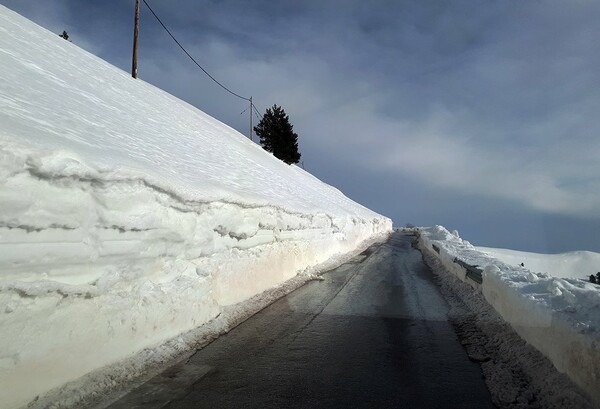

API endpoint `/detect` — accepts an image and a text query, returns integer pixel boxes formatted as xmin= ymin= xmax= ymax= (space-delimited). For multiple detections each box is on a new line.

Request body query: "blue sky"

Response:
xmin=2 ymin=0 xmax=600 ymax=253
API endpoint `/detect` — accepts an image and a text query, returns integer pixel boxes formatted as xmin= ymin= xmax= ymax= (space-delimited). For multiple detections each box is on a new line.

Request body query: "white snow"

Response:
xmin=0 ymin=6 xmax=391 ymax=409
xmin=419 ymin=225 xmax=600 ymax=404
xmin=477 ymin=246 xmax=600 ymax=280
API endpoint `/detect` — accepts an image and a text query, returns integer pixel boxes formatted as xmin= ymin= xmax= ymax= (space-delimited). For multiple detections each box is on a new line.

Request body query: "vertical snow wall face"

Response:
xmin=0 ymin=7 xmax=392 ymax=408
xmin=419 ymin=226 xmax=600 ymax=404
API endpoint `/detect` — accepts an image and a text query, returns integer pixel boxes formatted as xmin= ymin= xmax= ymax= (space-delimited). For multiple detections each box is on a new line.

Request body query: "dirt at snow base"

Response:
xmin=418 ymin=244 xmax=598 ymax=409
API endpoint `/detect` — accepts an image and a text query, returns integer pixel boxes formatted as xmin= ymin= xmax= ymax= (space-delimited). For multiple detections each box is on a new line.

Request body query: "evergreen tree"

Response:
xmin=254 ymin=104 xmax=301 ymax=165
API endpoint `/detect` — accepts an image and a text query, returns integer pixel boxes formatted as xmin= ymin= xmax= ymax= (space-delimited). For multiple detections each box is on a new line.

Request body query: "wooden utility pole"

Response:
xmin=249 ymin=96 xmax=253 ymax=142
xmin=132 ymin=0 xmax=140 ymax=78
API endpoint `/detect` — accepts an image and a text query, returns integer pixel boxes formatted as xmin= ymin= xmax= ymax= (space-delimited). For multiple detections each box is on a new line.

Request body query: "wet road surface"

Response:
xmin=107 ymin=232 xmax=493 ymax=409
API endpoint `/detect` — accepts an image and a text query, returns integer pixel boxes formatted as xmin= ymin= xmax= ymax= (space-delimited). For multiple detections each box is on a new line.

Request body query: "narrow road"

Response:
xmin=108 ymin=232 xmax=493 ymax=409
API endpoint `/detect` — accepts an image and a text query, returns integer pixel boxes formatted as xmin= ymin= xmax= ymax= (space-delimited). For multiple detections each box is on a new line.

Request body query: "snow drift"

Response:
xmin=419 ymin=226 xmax=600 ymax=404
xmin=0 ymin=6 xmax=391 ymax=409
xmin=477 ymin=246 xmax=600 ymax=281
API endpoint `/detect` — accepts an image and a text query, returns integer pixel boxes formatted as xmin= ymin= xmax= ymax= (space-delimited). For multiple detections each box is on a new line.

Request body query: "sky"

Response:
xmin=2 ymin=0 xmax=600 ymax=253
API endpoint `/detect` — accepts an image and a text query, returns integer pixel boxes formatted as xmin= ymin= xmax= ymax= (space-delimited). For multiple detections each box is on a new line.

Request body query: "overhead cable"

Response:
xmin=252 ymin=104 xmax=262 ymax=119
xmin=142 ymin=0 xmax=250 ymax=101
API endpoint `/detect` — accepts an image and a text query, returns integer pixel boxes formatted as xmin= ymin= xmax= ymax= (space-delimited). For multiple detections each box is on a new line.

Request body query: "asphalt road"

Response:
xmin=107 ymin=232 xmax=493 ymax=409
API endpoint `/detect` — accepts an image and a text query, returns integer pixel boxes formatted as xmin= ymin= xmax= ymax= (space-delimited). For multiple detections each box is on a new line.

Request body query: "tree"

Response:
xmin=254 ymin=104 xmax=301 ymax=165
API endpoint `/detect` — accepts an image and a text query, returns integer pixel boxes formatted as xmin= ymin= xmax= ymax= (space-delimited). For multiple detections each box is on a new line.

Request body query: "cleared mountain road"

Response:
xmin=107 ymin=232 xmax=493 ymax=409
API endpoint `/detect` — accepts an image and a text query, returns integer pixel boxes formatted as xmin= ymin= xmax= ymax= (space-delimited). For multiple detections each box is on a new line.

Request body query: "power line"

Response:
xmin=241 ymin=104 xmax=261 ymax=120
xmin=142 ymin=0 xmax=250 ymax=102
xmin=252 ymin=104 xmax=262 ymax=119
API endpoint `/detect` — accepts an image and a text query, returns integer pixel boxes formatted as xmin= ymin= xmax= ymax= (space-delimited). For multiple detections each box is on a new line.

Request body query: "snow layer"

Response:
xmin=477 ymin=246 xmax=600 ymax=280
xmin=419 ymin=226 xmax=600 ymax=405
xmin=26 ymin=236 xmax=387 ymax=409
xmin=0 ymin=6 xmax=391 ymax=409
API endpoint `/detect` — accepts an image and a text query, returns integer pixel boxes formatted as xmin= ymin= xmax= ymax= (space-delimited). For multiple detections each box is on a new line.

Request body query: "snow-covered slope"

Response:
xmin=0 ymin=6 xmax=391 ymax=409
xmin=419 ymin=226 xmax=600 ymax=404
xmin=477 ymin=246 xmax=600 ymax=280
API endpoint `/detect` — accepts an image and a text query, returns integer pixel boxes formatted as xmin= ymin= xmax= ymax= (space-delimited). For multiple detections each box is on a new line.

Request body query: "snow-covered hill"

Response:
xmin=0 ymin=6 xmax=391 ymax=408
xmin=477 ymin=246 xmax=600 ymax=280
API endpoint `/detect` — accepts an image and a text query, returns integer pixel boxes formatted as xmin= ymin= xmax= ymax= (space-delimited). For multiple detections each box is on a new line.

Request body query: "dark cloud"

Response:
xmin=2 ymin=0 xmax=600 ymax=252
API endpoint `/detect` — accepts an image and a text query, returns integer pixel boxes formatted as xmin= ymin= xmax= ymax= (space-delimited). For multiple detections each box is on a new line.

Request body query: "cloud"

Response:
xmin=2 ymin=0 xmax=600 ymax=250
xmin=128 ymin=0 xmax=600 ymax=219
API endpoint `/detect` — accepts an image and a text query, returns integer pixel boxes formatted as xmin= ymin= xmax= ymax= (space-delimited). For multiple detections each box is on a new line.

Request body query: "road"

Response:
xmin=107 ymin=232 xmax=493 ymax=409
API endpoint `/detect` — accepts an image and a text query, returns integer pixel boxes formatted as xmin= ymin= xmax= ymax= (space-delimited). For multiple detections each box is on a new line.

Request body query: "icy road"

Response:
xmin=106 ymin=232 xmax=493 ymax=408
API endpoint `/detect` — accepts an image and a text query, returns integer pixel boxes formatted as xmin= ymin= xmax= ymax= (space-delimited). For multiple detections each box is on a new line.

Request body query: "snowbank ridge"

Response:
xmin=0 ymin=6 xmax=391 ymax=409
xmin=419 ymin=226 xmax=600 ymax=404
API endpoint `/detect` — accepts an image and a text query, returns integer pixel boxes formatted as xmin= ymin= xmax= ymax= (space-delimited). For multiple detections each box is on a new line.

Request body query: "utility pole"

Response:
xmin=132 ymin=0 xmax=140 ymax=78
xmin=249 ymin=96 xmax=253 ymax=142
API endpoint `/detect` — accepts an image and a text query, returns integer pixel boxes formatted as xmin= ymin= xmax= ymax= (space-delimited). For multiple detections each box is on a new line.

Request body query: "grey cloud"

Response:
xmin=2 ymin=0 xmax=600 ymax=252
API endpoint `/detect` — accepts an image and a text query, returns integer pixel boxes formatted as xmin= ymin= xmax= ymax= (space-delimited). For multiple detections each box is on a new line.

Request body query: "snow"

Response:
xmin=0 ymin=6 xmax=391 ymax=409
xmin=25 ymin=237 xmax=387 ymax=409
xmin=477 ymin=246 xmax=600 ymax=280
xmin=420 ymin=246 xmax=596 ymax=408
xmin=419 ymin=225 xmax=600 ymax=405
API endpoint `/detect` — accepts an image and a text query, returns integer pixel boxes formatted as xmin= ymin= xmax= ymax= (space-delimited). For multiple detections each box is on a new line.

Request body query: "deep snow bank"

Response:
xmin=0 ymin=6 xmax=391 ymax=409
xmin=419 ymin=226 xmax=600 ymax=404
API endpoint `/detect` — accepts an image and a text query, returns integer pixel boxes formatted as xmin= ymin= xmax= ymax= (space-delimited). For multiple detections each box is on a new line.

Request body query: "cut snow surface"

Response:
xmin=419 ymin=226 xmax=600 ymax=404
xmin=0 ymin=6 xmax=391 ymax=409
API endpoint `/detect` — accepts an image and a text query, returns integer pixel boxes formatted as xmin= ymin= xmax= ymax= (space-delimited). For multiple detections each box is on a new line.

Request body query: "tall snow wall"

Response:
xmin=0 ymin=6 xmax=392 ymax=409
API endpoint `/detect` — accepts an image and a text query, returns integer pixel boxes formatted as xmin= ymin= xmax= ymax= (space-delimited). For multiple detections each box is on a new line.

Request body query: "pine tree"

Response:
xmin=254 ymin=104 xmax=301 ymax=165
